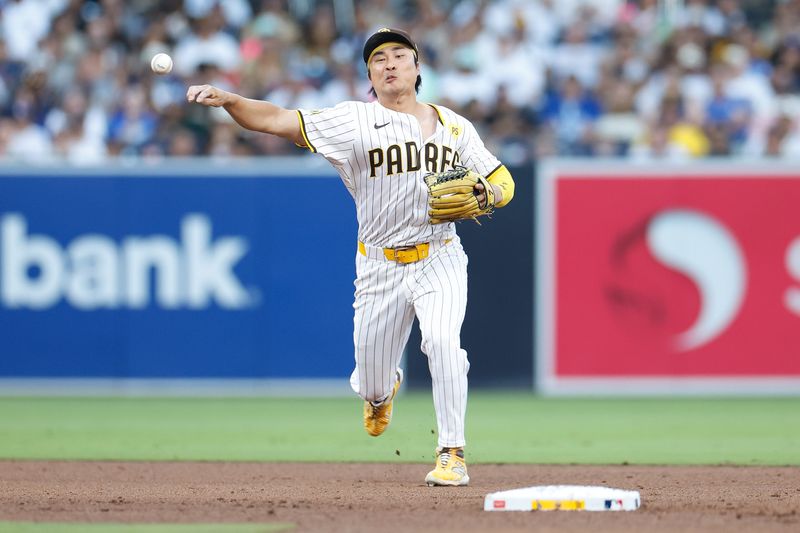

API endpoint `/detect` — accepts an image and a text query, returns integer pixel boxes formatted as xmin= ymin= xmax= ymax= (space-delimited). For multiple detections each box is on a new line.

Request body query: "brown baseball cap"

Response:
xmin=362 ymin=28 xmax=419 ymax=64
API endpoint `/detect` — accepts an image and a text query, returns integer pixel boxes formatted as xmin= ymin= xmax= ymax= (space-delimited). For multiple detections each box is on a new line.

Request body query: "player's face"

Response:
xmin=369 ymin=46 xmax=419 ymax=98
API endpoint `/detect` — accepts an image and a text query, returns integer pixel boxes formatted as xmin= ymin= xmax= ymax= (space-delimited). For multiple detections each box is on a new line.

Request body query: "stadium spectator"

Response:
xmin=107 ymin=86 xmax=159 ymax=154
xmin=538 ymin=75 xmax=603 ymax=155
xmin=173 ymin=11 xmax=242 ymax=77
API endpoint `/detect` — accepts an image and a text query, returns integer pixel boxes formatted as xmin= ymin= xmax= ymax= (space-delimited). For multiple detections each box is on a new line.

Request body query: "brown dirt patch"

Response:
xmin=1 ymin=461 xmax=798 ymax=532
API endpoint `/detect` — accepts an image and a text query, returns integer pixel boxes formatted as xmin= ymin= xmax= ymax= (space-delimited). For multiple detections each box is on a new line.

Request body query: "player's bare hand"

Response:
xmin=473 ymin=182 xmax=502 ymax=208
xmin=473 ymin=181 xmax=487 ymax=208
xmin=186 ymin=84 xmax=230 ymax=107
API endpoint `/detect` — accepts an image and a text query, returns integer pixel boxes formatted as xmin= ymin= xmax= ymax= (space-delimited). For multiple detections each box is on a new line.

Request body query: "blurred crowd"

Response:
xmin=0 ymin=0 xmax=799 ymax=164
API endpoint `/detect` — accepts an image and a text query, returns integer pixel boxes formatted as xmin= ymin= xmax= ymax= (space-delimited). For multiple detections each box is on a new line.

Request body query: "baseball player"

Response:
xmin=187 ymin=27 xmax=515 ymax=486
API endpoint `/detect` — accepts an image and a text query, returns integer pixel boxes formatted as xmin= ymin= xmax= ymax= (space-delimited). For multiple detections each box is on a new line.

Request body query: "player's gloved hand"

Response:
xmin=424 ymin=166 xmax=495 ymax=224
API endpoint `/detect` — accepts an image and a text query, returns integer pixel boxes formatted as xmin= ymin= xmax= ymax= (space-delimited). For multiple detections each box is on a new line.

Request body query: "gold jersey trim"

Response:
xmin=296 ymin=110 xmax=316 ymax=153
xmin=427 ymin=103 xmax=445 ymax=126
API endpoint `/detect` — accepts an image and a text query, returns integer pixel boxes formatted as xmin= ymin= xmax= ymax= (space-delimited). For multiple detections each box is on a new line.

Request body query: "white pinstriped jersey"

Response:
xmin=298 ymin=101 xmax=502 ymax=247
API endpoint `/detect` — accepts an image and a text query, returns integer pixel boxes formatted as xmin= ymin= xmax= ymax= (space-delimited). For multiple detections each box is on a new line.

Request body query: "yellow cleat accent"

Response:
xmin=425 ymin=447 xmax=469 ymax=486
xmin=363 ymin=370 xmax=402 ymax=437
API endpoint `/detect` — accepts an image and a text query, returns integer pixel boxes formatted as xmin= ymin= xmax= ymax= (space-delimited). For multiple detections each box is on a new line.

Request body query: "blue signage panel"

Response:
xmin=0 ymin=169 xmax=357 ymax=378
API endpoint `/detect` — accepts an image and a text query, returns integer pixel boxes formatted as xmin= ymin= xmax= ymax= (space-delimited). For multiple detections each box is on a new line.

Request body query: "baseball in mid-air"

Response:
xmin=150 ymin=53 xmax=173 ymax=75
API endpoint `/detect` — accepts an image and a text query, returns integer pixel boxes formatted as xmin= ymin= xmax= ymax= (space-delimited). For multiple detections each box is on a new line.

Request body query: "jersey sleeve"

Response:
xmin=296 ymin=102 xmax=356 ymax=167
xmin=458 ymin=120 xmax=503 ymax=179
xmin=456 ymin=118 xmax=514 ymax=207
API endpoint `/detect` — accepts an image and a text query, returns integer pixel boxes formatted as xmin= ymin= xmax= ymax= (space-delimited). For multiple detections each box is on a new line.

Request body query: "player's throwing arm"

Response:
xmin=186 ymin=84 xmax=303 ymax=145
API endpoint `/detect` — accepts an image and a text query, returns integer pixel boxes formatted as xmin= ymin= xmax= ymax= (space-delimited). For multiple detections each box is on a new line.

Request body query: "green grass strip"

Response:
xmin=0 ymin=394 xmax=798 ymax=465
xmin=0 ymin=522 xmax=292 ymax=533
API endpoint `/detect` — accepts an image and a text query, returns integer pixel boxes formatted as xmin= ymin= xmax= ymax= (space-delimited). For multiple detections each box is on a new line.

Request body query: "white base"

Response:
xmin=484 ymin=485 xmax=641 ymax=512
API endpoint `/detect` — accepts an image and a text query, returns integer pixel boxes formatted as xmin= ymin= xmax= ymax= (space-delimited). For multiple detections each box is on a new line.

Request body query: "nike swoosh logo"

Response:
xmin=374 ymin=122 xmax=390 ymax=129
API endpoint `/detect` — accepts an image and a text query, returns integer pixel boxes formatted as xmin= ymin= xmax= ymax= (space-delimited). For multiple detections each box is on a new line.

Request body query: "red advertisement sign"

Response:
xmin=537 ymin=162 xmax=800 ymax=394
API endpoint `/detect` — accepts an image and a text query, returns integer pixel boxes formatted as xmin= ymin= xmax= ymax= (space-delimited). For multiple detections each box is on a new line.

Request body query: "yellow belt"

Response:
xmin=358 ymin=240 xmax=451 ymax=264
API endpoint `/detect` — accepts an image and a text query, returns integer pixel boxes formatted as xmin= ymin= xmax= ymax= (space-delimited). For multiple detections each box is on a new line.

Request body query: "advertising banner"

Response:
xmin=537 ymin=161 xmax=800 ymax=394
xmin=0 ymin=162 xmax=357 ymax=387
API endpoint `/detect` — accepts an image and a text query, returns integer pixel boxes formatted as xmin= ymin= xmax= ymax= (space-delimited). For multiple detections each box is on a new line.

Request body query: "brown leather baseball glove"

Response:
xmin=424 ymin=166 xmax=495 ymax=224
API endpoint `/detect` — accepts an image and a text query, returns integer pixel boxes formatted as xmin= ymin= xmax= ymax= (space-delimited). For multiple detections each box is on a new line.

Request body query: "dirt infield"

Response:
xmin=1 ymin=461 xmax=798 ymax=532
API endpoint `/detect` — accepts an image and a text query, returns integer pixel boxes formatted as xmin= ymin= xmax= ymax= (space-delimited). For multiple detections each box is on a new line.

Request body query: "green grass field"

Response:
xmin=1 ymin=393 xmax=798 ymax=465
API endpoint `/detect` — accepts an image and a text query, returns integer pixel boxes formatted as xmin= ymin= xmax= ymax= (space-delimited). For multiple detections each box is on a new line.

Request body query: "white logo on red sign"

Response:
xmin=646 ymin=209 xmax=747 ymax=351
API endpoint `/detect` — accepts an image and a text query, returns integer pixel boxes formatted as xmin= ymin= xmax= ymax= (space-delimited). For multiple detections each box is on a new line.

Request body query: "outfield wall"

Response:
xmin=4 ymin=158 xmax=798 ymax=396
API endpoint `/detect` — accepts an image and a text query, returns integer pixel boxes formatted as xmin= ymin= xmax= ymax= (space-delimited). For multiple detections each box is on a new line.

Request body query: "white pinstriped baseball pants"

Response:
xmin=349 ymin=237 xmax=470 ymax=448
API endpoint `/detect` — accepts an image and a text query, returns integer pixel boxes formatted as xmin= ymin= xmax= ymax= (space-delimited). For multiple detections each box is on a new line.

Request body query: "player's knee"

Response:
xmin=362 ymin=384 xmax=392 ymax=403
xmin=354 ymin=370 xmax=393 ymax=403
xmin=421 ymin=332 xmax=462 ymax=360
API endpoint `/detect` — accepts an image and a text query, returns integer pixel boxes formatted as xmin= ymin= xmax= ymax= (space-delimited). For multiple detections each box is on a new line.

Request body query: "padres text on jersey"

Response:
xmin=367 ymin=141 xmax=462 ymax=177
